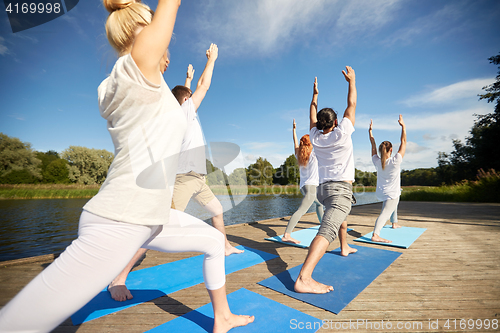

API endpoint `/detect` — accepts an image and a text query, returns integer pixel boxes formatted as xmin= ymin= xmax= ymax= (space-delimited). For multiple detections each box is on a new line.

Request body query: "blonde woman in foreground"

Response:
xmin=281 ymin=119 xmax=324 ymax=244
xmin=368 ymin=115 xmax=407 ymax=243
xmin=0 ymin=1 xmax=253 ymax=332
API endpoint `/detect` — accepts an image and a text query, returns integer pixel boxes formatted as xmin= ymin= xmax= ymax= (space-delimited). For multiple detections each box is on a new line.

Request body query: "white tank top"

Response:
xmin=298 ymin=151 xmax=319 ymax=188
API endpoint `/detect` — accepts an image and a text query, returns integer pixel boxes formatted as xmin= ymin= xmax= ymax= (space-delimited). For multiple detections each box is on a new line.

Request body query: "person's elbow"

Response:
xmin=196 ymin=82 xmax=210 ymax=94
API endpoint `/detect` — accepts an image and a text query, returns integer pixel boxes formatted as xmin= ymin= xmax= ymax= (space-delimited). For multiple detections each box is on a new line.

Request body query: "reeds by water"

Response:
xmin=0 ymin=184 xmax=100 ymax=199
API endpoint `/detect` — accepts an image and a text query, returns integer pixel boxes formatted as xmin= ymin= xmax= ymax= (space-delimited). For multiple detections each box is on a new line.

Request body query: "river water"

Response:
xmin=0 ymin=192 xmax=380 ymax=262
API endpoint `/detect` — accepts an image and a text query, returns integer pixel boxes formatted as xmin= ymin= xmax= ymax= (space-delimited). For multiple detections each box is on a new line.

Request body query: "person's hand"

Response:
xmin=369 ymin=119 xmax=373 ymax=131
xmin=313 ymin=77 xmax=319 ymax=95
xmin=186 ymin=64 xmax=194 ymax=80
xmin=293 ymin=119 xmax=296 ymax=130
xmin=398 ymin=114 xmax=405 ymax=127
xmin=342 ymin=66 xmax=355 ymax=83
xmin=206 ymin=43 xmax=218 ymax=62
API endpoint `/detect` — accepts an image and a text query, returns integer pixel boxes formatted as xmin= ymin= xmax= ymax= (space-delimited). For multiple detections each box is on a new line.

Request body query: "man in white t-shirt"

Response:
xmin=170 ymin=44 xmax=243 ymax=258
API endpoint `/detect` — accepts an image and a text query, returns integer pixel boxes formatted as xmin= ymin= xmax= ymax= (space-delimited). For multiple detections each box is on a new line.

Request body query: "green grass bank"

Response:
xmin=1 ymin=170 xmax=498 ymax=203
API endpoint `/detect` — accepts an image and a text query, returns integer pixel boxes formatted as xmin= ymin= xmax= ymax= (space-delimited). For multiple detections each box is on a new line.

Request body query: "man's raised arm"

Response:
xmin=185 ymin=64 xmax=194 ymax=89
xmin=191 ymin=43 xmax=218 ymax=111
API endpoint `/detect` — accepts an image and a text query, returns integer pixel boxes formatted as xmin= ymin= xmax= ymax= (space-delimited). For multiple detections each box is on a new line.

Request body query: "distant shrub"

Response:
xmin=401 ymin=169 xmax=499 ymax=203
xmin=43 ymin=159 xmax=70 ymax=184
xmin=0 ymin=169 xmax=36 ymax=184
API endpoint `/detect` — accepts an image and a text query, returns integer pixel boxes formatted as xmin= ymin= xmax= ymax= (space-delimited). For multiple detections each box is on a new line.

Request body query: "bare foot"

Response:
xmin=341 ymin=246 xmax=358 ymax=257
xmin=108 ymin=283 xmax=133 ymax=302
xmin=371 ymin=234 xmax=392 ymax=243
xmin=392 ymin=223 xmax=402 ymax=229
xmin=294 ymin=275 xmax=333 ymax=294
xmin=281 ymin=233 xmax=301 ymax=244
xmin=225 ymin=245 xmax=244 ymax=256
xmin=213 ymin=313 xmax=255 ymax=333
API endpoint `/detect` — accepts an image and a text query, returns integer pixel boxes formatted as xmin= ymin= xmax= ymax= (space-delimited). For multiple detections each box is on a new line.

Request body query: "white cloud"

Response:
xmin=61 ymin=14 xmax=88 ymax=40
xmin=9 ymin=113 xmax=25 ymax=121
xmin=401 ymin=78 xmax=494 ymax=107
xmin=0 ymin=36 xmax=10 ymax=56
xmin=192 ymin=0 xmax=401 ymax=57
xmin=353 ymin=104 xmax=494 ymax=170
xmin=241 ymin=141 xmax=290 ymax=168
xmin=405 ymin=141 xmax=429 ymax=154
xmin=383 ymin=2 xmax=467 ymax=46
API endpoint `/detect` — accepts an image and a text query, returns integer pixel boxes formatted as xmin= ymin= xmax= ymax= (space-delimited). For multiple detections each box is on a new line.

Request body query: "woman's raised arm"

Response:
xmin=132 ymin=0 xmax=181 ymax=84
xmin=398 ymin=114 xmax=407 ymax=158
xmin=369 ymin=119 xmax=377 ymax=157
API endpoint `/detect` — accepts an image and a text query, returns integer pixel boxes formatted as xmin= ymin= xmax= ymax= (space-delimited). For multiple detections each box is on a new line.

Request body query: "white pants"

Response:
xmin=373 ymin=197 xmax=400 ymax=236
xmin=0 ymin=209 xmax=225 ymax=333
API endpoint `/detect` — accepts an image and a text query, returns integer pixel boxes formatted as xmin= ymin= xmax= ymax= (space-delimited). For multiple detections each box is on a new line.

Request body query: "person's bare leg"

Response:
xmin=203 ymin=197 xmax=243 ymax=256
xmin=294 ymin=235 xmax=334 ymax=294
xmin=108 ymin=248 xmax=147 ymax=301
xmin=211 ymin=213 xmax=244 ymax=256
xmin=339 ymin=220 xmax=357 ymax=256
xmin=209 ymin=284 xmax=254 ymax=333
xmin=281 ymin=232 xmax=300 ymax=244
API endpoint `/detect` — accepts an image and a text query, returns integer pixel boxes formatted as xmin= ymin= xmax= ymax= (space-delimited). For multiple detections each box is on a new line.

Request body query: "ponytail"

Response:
xmin=379 ymin=141 xmax=392 ymax=170
xmin=297 ymin=135 xmax=313 ymax=166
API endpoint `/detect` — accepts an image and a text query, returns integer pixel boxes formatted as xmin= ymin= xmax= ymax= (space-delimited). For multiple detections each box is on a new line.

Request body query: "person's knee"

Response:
xmin=317 ymin=228 xmax=336 ymax=244
xmin=205 ymin=228 xmax=225 ymax=259
xmin=203 ymin=198 xmax=223 ymax=217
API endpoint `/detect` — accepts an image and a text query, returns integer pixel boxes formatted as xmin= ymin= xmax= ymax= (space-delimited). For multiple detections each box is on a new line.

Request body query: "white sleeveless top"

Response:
xmin=83 ymin=54 xmax=186 ymax=225
xmin=372 ymin=153 xmax=403 ymax=201
xmin=298 ymin=151 xmax=319 ymax=188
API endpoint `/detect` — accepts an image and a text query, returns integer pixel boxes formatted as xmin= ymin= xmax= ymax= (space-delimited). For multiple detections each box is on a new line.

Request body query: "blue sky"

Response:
xmin=1 ymin=0 xmax=499 ymax=174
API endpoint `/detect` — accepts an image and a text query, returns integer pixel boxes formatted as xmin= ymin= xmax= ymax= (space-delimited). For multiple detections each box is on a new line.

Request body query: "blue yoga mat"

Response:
xmin=71 ymin=246 xmax=277 ymax=325
xmin=258 ymin=244 xmax=401 ymax=314
xmin=146 ymin=288 xmax=322 ymax=332
xmin=266 ymin=226 xmax=352 ymax=248
xmin=353 ymin=226 xmax=426 ymax=249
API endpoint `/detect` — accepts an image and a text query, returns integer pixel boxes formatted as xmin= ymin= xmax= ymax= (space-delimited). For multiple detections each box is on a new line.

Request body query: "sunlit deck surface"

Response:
xmin=1 ymin=201 xmax=499 ymax=332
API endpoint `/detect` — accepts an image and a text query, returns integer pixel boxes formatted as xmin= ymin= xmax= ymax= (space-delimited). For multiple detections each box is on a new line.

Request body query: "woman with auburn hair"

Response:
xmin=368 ymin=115 xmax=407 ymax=243
xmin=0 ymin=1 xmax=253 ymax=332
xmin=281 ymin=119 xmax=324 ymax=244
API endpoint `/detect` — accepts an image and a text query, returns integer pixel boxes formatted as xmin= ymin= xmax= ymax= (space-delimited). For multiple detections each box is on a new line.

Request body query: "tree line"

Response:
xmin=0 ymin=134 xmax=113 ymax=185
xmin=0 ymin=135 xmax=377 ymax=188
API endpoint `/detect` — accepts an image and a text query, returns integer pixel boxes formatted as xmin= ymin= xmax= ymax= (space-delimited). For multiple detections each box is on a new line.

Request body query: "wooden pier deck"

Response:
xmin=1 ymin=201 xmax=499 ymax=332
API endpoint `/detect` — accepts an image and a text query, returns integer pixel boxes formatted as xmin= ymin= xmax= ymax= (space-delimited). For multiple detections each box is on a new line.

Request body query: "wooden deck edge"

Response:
xmin=0 ymin=253 xmax=60 ymax=267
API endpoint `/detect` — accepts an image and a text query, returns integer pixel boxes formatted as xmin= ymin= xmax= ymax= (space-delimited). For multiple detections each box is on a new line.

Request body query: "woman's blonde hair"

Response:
xmin=103 ymin=0 xmax=153 ymax=55
xmin=297 ymin=135 xmax=313 ymax=167
xmin=379 ymin=141 xmax=392 ymax=170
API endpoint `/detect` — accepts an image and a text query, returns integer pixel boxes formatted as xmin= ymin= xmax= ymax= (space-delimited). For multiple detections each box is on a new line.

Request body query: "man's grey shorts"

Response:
xmin=316 ymin=181 xmax=355 ymax=244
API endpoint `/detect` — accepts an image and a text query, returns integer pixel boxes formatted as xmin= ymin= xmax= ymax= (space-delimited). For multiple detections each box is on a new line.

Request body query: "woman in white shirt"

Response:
xmin=368 ymin=115 xmax=407 ymax=243
xmin=0 ymin=1 xmax=253 ymax=332
xmin=281 ymin=119 xmax=324 ymax=244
